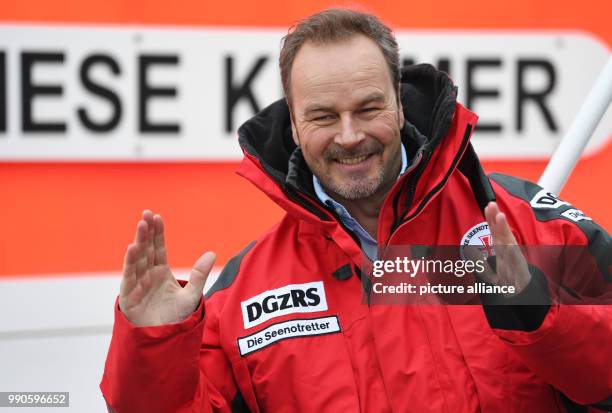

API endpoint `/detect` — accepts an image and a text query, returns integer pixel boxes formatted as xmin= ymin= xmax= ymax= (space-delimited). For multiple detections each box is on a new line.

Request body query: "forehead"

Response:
xmin=290 ymin=34 xmax=394 ymax=111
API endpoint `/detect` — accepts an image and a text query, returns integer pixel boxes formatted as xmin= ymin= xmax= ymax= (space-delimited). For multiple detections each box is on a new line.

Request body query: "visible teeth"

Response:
xmin=337 ymin=155 xmax=368 ymax=165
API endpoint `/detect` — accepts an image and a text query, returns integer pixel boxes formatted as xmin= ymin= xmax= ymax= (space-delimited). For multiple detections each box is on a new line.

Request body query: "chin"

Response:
xmin=328 ymin=178 xmax=382 ymax=200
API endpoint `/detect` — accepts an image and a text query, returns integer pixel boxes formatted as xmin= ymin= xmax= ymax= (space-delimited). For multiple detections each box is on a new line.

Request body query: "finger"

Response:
xmin=495 ymin=212 xmax=523 ymax=270
xmin=483 ymin=202 xmax=506 ymax=272
xmin=121 ymin=243 xmax=140 ymax=295
xmin=188 ymin=252 xmax=216 ymax=296
xmin=142 ymin=210 xmax=156 ymax=267
xmin=484 ymin=202 xmax=499 ymax=235
xmin=485 ymin=202 xmax=517 ymax=245
xmin=135 ymin=219 xmax=149 ymax=244
xmin=123 ymin=243 xmax=140 ymax=276
xmin=490 ymin=211 xmax=528 ymax=288
xmin=134 ymin=248 xmax=149 ymax=279
xmin=133 ymin=220 xmax=151 ymax=273
xmin=494 ymin=212 xmax=517 ymax=245
xmin=142 ymin=210 xmax=155 ymax=240
xmin=153 ymin=214 xmax=168 ymax=265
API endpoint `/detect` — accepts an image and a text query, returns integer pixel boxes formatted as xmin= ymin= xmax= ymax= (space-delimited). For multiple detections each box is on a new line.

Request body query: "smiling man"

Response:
xmin=101 ymin=9 xmax=612 ymax=413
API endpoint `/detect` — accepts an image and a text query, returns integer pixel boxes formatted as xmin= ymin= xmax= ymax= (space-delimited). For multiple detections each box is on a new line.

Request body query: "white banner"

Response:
xmin=0 ymin=25 xmax=609 ymax=160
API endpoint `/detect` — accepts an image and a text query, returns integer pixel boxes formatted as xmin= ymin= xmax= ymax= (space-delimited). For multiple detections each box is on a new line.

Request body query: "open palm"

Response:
xmin=119 ymin=210 xmax=216 ymax=327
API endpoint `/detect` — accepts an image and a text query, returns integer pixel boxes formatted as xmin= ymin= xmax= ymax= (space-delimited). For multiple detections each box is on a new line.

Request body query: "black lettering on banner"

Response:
xmin=290 ymin=289 xmax=307 ymax=307
xmin=0 ymin=51 xmax=5 ymax=133
xmin=225 ymin=55 xmax=268 ymax=132
xmin=305 ymin=287 xmax=321 ymax=306
xmin=517 ymin=59 xmax=558 ymax=132
xmin=21 ymin=51 xmax=66 ymax=133
xmin=246 ymin=302 xmax=262 ymax=322
xmin=243 ymin=284 xmax=325 ymax=326
xmin=77 ymin=54 xmax=122 ymax=132
xmin=138 ymin=54 xmax=180 ymax=134
xmin=278 ymin=293 xmax=291 ymax=310
xmin=466 ymin=58 xmax=502 ymax=133
xmin=262 ymin=295 xmax=278 ymax=313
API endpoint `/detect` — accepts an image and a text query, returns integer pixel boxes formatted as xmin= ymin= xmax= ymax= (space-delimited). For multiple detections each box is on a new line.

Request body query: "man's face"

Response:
xmin=289 ymin=34 xmax=404 ymax=201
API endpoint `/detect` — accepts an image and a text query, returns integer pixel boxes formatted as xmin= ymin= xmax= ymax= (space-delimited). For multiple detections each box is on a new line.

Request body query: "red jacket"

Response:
xmin=101 ymin=65 xmax=612 ymax=413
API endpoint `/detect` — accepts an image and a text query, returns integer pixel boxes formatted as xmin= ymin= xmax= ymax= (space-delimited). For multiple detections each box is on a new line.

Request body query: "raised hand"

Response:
xmin=119 ymin=210 xmax=216 ymax=327
xmin=480 ymin=201 xmax=531 ymax=295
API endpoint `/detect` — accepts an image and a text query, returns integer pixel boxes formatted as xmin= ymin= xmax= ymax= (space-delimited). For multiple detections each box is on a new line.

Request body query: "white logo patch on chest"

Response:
xmin=237 ymin=316 xmax=341 ymax=356
xmin=241 ymin=281 xmax=328 ymax=329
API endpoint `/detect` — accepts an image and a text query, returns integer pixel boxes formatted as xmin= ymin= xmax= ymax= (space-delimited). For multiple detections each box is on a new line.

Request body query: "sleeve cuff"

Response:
xmin=115 ymin=280 xmax=205 ymax=338
xmin=480 ymin=264 xmax=552 ymax=332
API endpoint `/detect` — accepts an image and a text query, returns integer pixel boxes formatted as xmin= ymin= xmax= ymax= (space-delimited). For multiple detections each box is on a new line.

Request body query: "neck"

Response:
xmin=327 ymin=159 xmax=401 ymax=240
xmin=331 ymin=191 xmax=387 ymax=239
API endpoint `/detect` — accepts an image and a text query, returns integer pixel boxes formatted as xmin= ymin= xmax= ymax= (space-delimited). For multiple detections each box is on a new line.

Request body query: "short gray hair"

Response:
xmin=279 ymin=8 xmax=401 ymax=105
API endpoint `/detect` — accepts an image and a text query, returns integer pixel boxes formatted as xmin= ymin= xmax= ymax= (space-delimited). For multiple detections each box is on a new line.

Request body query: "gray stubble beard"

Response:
xmin=321 ymin=165 xmax=385 ymax=200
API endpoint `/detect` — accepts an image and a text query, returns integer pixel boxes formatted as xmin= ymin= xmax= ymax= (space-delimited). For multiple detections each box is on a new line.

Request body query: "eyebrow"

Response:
xmin=303 ymin=92 xmax=387 ymax=115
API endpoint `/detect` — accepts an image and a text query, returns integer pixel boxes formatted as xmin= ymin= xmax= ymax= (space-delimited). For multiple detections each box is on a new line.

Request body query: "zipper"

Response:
xmin=375 ymin=150 xmax=425 ymax=258
xmin=390 ymin=149 xmax=430 ymax=235
xmin=399 ymin=124 xmax=473 ymax=227
xmin=389 ymin=151 xmax=424 ymax=236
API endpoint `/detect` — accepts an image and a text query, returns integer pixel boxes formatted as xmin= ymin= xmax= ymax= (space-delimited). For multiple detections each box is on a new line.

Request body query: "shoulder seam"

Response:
xmin=205 ymin=241 xmax=256 ymax=300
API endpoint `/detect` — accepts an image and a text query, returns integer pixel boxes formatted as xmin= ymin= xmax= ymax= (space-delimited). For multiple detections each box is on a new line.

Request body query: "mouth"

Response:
xmin=334 ymin=154 xmax=372 ymax=165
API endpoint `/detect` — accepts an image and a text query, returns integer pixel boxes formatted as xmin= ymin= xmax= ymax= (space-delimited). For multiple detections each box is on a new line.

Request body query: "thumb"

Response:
xmin=188 ymin=251 xmax=216 ymax=295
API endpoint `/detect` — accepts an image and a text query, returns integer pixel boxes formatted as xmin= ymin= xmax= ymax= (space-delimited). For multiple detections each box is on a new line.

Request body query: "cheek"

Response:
xmin=363 ymin=116 xmax=400 ymax=147
xmin=300 ymin=129 xmax=334 ymax=160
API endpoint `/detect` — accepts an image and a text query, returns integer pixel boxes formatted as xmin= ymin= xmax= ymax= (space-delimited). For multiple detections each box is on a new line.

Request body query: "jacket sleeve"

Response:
xmin=100 ymin=284 xmax=247 ymax=413
xmin=484 ymin=173 xmax=612 ymax=409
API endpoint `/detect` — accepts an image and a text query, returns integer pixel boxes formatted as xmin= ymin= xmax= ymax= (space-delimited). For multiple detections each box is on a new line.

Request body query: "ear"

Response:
xmin=398 ymin=100 xmax=405 ymax=128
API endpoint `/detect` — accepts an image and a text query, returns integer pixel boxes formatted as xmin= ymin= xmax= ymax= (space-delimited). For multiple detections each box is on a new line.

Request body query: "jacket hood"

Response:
xmin=236 ymin=64 xmax=466 ymax=223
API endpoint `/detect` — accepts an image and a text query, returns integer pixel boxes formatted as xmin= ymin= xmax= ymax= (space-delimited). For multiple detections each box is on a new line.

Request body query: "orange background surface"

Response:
xmin=1 ymin=0 xmax=610 ymax=277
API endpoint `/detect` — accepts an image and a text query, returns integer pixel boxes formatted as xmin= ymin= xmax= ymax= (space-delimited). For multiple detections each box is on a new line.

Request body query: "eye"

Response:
xmin=361 ymin=107 xmax=379 ymax=113
xmin=313 ymin=115 xmax=335 ymax=122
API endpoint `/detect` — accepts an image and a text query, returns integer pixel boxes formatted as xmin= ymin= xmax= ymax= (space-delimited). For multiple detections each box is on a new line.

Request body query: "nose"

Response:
xmin=334 ymin=113 xmax=364 ymax=148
